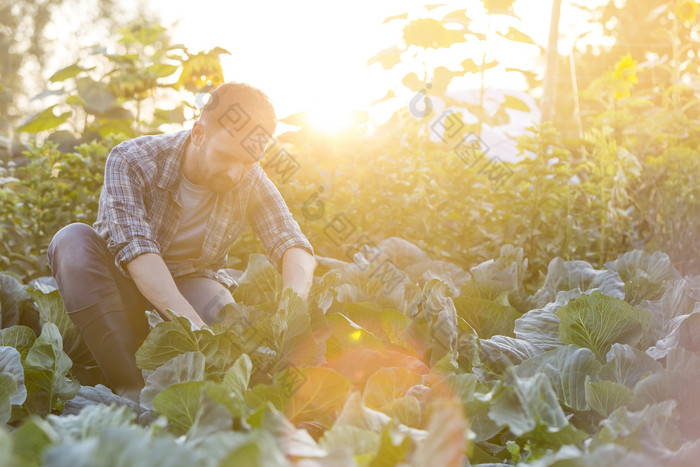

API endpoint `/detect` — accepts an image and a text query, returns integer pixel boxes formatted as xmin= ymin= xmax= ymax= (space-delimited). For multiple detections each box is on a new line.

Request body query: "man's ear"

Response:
xmin=191 ymin=120 xmax=205 ymax=146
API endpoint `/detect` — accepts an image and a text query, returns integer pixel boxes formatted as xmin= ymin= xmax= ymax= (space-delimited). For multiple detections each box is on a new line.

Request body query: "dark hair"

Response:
xmin=199 ymin=81 xmax=277 ymax=136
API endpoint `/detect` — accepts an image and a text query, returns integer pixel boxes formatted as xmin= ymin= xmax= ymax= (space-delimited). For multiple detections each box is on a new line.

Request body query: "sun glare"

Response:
xmin=307 ymin=106 xmax=354 ymax=134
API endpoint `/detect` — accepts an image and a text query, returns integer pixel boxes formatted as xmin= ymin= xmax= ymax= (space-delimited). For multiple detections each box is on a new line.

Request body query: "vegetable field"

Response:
xmin=2 ymin=240 xmax=699 ymax=466
xmin=3 ymin=1 xmax=700 ymax=465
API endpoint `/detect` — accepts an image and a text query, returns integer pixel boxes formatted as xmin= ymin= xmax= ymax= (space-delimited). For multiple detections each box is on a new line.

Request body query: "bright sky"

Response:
xmin=42 ymin=0 xmax=608 ymax=133
xmin=142 ymin=0 xmax=608 ymax=131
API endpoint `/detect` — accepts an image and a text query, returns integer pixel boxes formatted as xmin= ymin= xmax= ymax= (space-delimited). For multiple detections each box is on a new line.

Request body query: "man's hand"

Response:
xmin=125 ymin=253 xmax=206 ymax=329
xmin=279 ymin=247 xmax=317 ymax=308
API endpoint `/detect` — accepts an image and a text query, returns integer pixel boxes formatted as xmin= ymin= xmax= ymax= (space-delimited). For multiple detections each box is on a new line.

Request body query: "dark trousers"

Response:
xmin=47 ymin=223 xmax=234 ymax=397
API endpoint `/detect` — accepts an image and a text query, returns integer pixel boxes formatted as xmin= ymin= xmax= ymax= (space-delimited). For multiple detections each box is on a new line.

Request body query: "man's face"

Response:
xmin=192 ymin=123 xmax=267 ymax=193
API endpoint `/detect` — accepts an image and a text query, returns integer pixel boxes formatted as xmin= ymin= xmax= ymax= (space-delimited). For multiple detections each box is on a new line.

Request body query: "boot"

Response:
xmin=67 ymin=293 xmax=144 ymax=400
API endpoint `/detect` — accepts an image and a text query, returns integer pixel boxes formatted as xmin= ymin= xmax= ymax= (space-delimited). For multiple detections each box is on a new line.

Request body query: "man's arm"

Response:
xmin=246 ymin=167 xmax=316 ymax=278
xmin=281 ymin=247 xmax=317 ymax=302
xmin=96 ymin=147 xmax=205 ymax=328
xmin=126 ymin=253 xmax=206 ymax=329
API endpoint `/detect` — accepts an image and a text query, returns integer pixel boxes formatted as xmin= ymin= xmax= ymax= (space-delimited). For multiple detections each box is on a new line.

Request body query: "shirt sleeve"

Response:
xmin=246 ymin=169 xmax=314 ymax=273
xmin=100 ymin=146 xmax=161 ymax=277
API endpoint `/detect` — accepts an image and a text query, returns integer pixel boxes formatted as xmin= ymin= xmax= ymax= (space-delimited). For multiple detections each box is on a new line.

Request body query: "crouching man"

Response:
xmin=47 ymin=82 xmax=316 ymax=401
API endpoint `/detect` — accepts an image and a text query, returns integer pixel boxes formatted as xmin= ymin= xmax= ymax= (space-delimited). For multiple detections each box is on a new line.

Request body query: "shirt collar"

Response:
xmin=156 ymin=129 xmax=191 ymax=193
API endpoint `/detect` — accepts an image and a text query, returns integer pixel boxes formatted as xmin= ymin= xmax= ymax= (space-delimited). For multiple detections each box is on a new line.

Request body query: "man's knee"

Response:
xmin=176 ymin=277 xmax=235 ymax=325
xmin=48 ymin=223 xmax=103 ymax=273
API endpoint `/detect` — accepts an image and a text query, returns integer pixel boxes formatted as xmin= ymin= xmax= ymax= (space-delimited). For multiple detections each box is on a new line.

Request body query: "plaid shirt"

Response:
xmin=93 ymin=129 xmax=313 ymax=290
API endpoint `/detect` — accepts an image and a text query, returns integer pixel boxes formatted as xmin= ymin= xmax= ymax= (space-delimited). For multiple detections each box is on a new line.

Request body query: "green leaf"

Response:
xmin=77 ymin=79 xmax=115 ymax=114
xmin=481 ymin=60 xmax=499 ymax=72
xmin=233 ymin=254 xmax=282 ymax=306
xmin=140 ymin=351 xmax=206 ymax=410
xmin=0 ymin=427 xmax=15 ymax=466
xmin=135 ymin=314 xmax=200 ymax=370
xmin=0 ymin=273 xmax=31 ymax=327
xmin=49 ymin=64 xmax=92 ymax=82
xmin=367 ymin=46 xmax=404 ymax=70
xmin=479 ymin=335 xmax=542 ymax=376
xmin=409 ymin=279 xmax=459 ymax=364
xmin=497 ymin=26 xmax=538 ymax=46
xmin=17 ymin=105 xmax=71 ymax=133
xmin=647 ymin=311 xmax=700 ymax=359
xmin=441 ymin=8 xmax=470 ymax=28
xmin=556 ymin=291 xmax=651 ymax=360
xmin=482 ymin=0 xmax=516 ymax=15
xmin=136 ymin=313 xmax=244 ymax=375
xmin=629 ymin=370 xmax=700 ymax=437
xmin=63 ymin=384 xmax=142 ymax=416
xmin=223 ymin=353 xmax=252 ymax=400
xmin=379 ymin=396 xmax=421 ymax=427
xmin=320 ymin=425 xmax=381 ymax=459
xmin=405 ymin=259 xmax=470 ymax=298
xmin=369 ymin=421 xmax=412 ymax=467
xmin=324 ymin=348 xmax=428 ymax=390
xmin=0 ymin=346 xmax=26 ymax=405
xmin=285 ymin=366 xmax=351 ymax=427
xmin=45 ymin=403 xmax=136 ymax=439
xmin=515 ymin=345 xmax=601 ymax=412
xmin=44 ymin=424 xmax=202 ymax=467
xmin=514 ymin=307 xmax=562 ymax=351
xmin=26 ymin=284 xmax=81 ymax=360
xmin=204 ymin=354 xmax=253 ymax=419
xmin=375 ymin=238 xmax=432 ymax=270
xmin=666 ymin=347 xmax=700 ymax=372
xmin=402 ymin=72 xmax=424 ymax=94
xmin=488 ymin=370 xmax=568 ymax=436
xmin=402 ymin=18 xmax=467 ymax=49
xmin=469 ymin=244 xmax=528 ymax=312
xmin=23 ymin=323 xmax=80 ymax=415
xmin=461 ymin=58 xmax=480 ymax=74
xmin=271 ymin=289 xmax=319 ymax=369
xmin=335 ymin=391 xmax=391 ymax=431
xmin=502 ymin=94 xmax=532 ymax=112
xmin=219 ymin=430 xmax=287 ymax=467
xmin=246 ymin=366 xmax=351 ymax=428
xmin=0 ymin=326 xmax=36 ymax=361
xmin=133 ymin=24 xmax=166 ymax=45
xmin=604 ymin=250 xmax=680 ymax=305
xmin=363 ymin=367 xmax=423 ymax=409
xmin=383 ymin=13 xmax=409 ymax=23
xmin=99 ymin=106 xmax=134 ymax=120
xmin=411 ymin=398 xmax=468 ymax=466
xmin=585 ymin=377 xmax=633 ymax=418
xmin=326 ymin=313 xmax=383 ymax=359
xmin=11 ymin=418 xmax=57 ymax=466
xmin=519 ymin=422 xmax=588 ymax=452
xmin=152 ymin=381 xmax=206 ymax=433
xmin=430 ymin=66 xmax=462 ymax=94
xmin=598 ymin=400 xmax=680 ymax=452
xmin=453 ymin=295 xmax=520 ymax=339
xmin=0 ymin=373 xmax=16 ymax=424
xmin=531 ymin=258 xmax=625 ymax=309
xmin=598 ymin=343 xmax=662 ymax=388
xmin=98 ymin=118 xmax=135 ymax=138
xmin=146 ymin=63 xmax=179 ymax=78
xmin=260 ymin=403 xmax=326 ymax=458
xmin=153 ymin=107 xmax=185 ymax=125
xmin=185 ymin=389 xmax=233 ymax=443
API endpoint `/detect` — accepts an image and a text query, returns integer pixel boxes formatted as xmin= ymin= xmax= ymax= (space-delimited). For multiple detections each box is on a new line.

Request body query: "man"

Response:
xmin=47 ymin=82 xmax=317 ymax=401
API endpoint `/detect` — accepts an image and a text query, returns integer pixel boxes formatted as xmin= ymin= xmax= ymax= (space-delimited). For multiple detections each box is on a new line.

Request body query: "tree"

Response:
xmin=0 ymin=0 xmax=121 ymax=141
xmin=541 ymin=0 xmax=563 ymax=123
